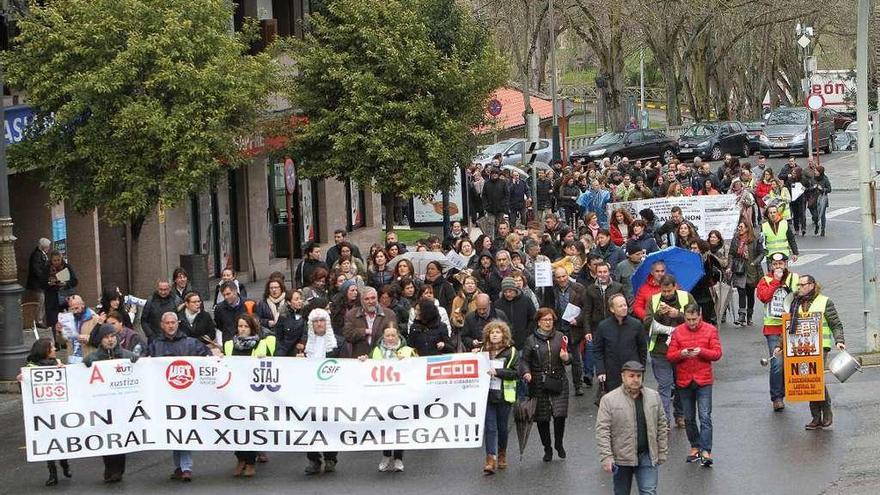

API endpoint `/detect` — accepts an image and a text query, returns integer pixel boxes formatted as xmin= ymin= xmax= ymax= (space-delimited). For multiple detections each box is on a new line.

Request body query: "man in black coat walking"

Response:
xmin=460 ymin=294 xmax=509 ymax=350
xmin=593 ymin=293 xmax=647 ymax=392
xmin=494 ymin=277 xmax=535 ymax=350
xmin=481 ymin=167 xmax=509 ymax=238
xmin=26 ymin=238 xmax=51 ymax=327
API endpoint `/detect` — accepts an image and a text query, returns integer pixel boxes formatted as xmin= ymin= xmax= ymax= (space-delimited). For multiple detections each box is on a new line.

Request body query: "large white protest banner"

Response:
xmin=607 ymin=194 xmax=740 ymax=239
xmin=21 ymin=354 xmax=490 ymax=461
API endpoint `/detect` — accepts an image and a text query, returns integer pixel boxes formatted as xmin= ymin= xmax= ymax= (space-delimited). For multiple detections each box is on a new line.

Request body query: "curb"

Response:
xmin=856 ymin=352 xmax=880 ymax=366
xmin=0 ymin=381 xmax=21 ymax=395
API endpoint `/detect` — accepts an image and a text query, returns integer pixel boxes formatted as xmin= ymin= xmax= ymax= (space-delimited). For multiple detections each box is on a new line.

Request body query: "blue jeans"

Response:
xmin=173 ymin=451 xmax=193 ymax=472
xmin=613 ymin=451 xmax=658 ymax=495
xmin=678 ymin=382 xmax=713 ymax=453
xmin=484 ymin=401 xmax=512 ymax=455
xmin=765 ymin=335 xmax=785 ymax=401
xmin=650 ymin=354 xmax=682 ymax=422
xmin=582 ymin=340 xmax=595 ymax=378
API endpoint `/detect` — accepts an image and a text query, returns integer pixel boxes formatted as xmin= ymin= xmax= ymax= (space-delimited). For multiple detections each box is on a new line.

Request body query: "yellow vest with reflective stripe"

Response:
xmin=762 ymin=221 xmax=790 ymax=257
xmin=797 ymin=294 xmax=833 ymax=349
xmin=369 ymin=345 xmax=416 ymax=360
xmin=648 ymin=290 xmax=690 ymax=352
xmin=762 ymin=273 xmax=798 ymax=327
xmin=502 ymin=348 xmax=517 ymax=404
xmin=223 ymin=336 xmax=276 ymax=357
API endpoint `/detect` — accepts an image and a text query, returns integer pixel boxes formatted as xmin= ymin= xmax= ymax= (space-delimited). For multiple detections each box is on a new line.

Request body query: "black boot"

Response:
xmin=60 ymin=460 xmax=72 ymax=478
xmin=553 ymin=418 xmax=567 ymax=459
xmin=46 ymin=462 xmax=58 ymax=487
xmin=537 ymin=421 xmax=552 ymax=461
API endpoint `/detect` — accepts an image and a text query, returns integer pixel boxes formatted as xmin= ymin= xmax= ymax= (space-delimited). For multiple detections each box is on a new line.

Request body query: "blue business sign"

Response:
xmin=4 ymin=105 xmax=36 ymax=146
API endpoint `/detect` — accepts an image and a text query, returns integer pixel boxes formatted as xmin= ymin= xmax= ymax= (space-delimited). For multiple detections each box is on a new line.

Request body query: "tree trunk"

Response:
xmin=383 ymin=193 xmax=395 ymax=233
xmin=662 ymin=65 xmax=682 ymax=125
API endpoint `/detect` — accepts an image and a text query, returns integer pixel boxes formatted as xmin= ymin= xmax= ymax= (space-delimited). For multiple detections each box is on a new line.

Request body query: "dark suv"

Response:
xmin=570 ymin=129 xmax=678 ymax=164
xmin=677 ymin=121 xmax=751 ymax=161
xmin=759 ymin=107 xmax=835 ymax=157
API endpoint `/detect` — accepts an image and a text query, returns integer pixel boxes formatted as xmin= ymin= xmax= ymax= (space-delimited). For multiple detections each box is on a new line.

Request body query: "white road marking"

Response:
xmin=825 ymin=207 xmax=860 ymax=218
xmin=827 ymin=253 xmax=863 ymax=265
xmin=789 ymin=254 xmax=828 ymax=266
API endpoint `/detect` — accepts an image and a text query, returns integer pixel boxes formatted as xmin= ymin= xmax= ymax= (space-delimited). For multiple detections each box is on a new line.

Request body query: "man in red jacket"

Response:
xmin=667 ymin=304 xmax=722 ymax=468
xmin=632 ymin=261 xmax=666 ymax=320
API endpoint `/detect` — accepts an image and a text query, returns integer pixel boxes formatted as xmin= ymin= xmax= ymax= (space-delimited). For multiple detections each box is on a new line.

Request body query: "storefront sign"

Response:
xmin=21 ymin=355 xmax=490 ymax=461
xmin=781 ymin=313 xmax=825 ymax=402
xmin=4 ymin=105 xmax=36 ymax=146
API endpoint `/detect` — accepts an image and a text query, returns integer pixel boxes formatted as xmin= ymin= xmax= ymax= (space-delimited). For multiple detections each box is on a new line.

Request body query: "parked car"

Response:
xmin=676 ymin=121 xmax=751 ymax=161
xmin=758 ymin=107 xmax=835 ymax=157
xmin=744 ymin=121 xmax=765 ymax=154
xmin=569 ymin=129 xmax=677 ymax=164
xmin=472 ymin=138 xmax=552 ymax=166
xmin=828 ymin=108 xmax=854 ymax=130
xmin=841 ymin=120 xmax=874 ymax=150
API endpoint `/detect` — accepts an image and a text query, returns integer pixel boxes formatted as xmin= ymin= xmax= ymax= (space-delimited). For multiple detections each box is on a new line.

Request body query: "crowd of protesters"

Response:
xmin=23 ymin=150 xmax=844 ymax=493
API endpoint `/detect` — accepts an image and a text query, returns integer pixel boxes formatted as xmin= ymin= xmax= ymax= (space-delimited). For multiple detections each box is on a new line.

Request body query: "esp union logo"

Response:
xmin=426 ymin=357 xmax=479 ymax=381
xmin=166 ymin=360 xmax=195 ymax=389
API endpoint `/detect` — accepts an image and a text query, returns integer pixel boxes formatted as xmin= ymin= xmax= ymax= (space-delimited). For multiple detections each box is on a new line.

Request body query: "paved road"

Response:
xmin=1 ymin=151 xmax=879 ymax=494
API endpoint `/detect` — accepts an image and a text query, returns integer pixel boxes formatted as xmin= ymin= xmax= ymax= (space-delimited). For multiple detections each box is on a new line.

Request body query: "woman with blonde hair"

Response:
xmin=476 ymin=320 xmax=518 ymax=475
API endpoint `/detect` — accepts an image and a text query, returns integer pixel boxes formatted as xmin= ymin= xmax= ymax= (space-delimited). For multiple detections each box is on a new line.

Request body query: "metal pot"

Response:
xmin=828 ymin=350 xmax=862 ymax=383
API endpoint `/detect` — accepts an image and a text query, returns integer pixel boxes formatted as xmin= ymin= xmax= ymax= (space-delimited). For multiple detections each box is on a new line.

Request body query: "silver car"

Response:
xmin=472 ymin=138 xmax=553 ymax=166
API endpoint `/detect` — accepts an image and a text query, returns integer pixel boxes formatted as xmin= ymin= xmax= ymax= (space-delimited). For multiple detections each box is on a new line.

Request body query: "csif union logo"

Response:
xmin=316 ymin=359 xmax=341 ymax=381
xmin=166 ymin=360 xmax=195 ymax=390
xmin=251 ymin=360 xmax=281 ymax=392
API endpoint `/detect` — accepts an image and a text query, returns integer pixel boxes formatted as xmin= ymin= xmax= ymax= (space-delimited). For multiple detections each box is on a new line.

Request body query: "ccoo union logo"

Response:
xmin=166 ymin=360 xmax=195 ymax=389
xmin=426 ymin=357 xmax=479 ymax=381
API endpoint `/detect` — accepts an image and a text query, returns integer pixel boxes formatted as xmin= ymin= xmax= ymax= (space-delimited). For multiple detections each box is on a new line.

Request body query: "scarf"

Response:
xmin=266 ymin=293 xmax=286 ymax=321
xmin=376 ymin=338 xmax=402 ymax=359
xmin=232 ymin=334 xmax=260 ymax=352
xmin=737 ymin=234 xmax=748 ymax=257
xmin=185 ymin=309 xmax=198 ymax=326
xmin=305 ymin=329 xmax=338 ymax=359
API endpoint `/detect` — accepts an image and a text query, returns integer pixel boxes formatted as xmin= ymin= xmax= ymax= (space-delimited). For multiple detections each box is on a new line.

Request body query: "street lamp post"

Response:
xmin=0 ymin=67 xmax=28 ymax=380
xmin=855 ymin=0 xmax=880 ymax=352
xmin=548 ymin=0 xmax=560 ymax=162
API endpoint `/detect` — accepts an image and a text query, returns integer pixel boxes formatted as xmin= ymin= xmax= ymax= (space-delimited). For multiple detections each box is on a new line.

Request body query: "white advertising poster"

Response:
xmin=349 ymin=180 xmax=363 ymax=228
xmin=21 ymin=355 xmax=490 ymax=461
xmin=300 ymin=179 xmax=315 ymax=243
xmin=412 ymin=170 xmax=464 ymax=224
xmin=607 ymin=194 xmax=740 ymax=239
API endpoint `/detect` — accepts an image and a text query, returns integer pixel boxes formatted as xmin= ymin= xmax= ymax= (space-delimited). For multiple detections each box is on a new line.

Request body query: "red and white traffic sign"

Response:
xmin=806 ymin=94 xmax=825 ymax=111
xmin=487 ymin=98 xmax=502 ymax=117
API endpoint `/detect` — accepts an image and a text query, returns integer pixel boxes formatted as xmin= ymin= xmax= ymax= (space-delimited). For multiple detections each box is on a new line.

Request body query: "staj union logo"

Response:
xmin=251 ymin=360 xmax=281 ymax=392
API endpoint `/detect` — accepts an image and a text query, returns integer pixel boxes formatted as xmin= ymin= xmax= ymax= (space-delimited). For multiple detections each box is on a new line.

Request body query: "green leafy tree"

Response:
xmin=4 ymin=0 xmax=277 ymax=227
xmin=282 ymin=0 xmax=505 ymax=229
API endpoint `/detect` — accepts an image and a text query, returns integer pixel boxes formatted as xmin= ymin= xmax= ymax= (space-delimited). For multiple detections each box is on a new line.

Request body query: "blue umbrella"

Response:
xmin=631 ymin=247 xmax=705 ymax=294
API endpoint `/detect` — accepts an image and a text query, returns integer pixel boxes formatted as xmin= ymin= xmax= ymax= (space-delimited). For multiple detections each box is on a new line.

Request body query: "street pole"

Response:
xmin=0 ymin=66 xmax=28 ymax=380
xmin=548 ymin=0 xmax=560 ymax=162
xmin=639 ymin=49 xmax=645 ymax=128
xmin=856 ymin=0 xmax=880 ymax=352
